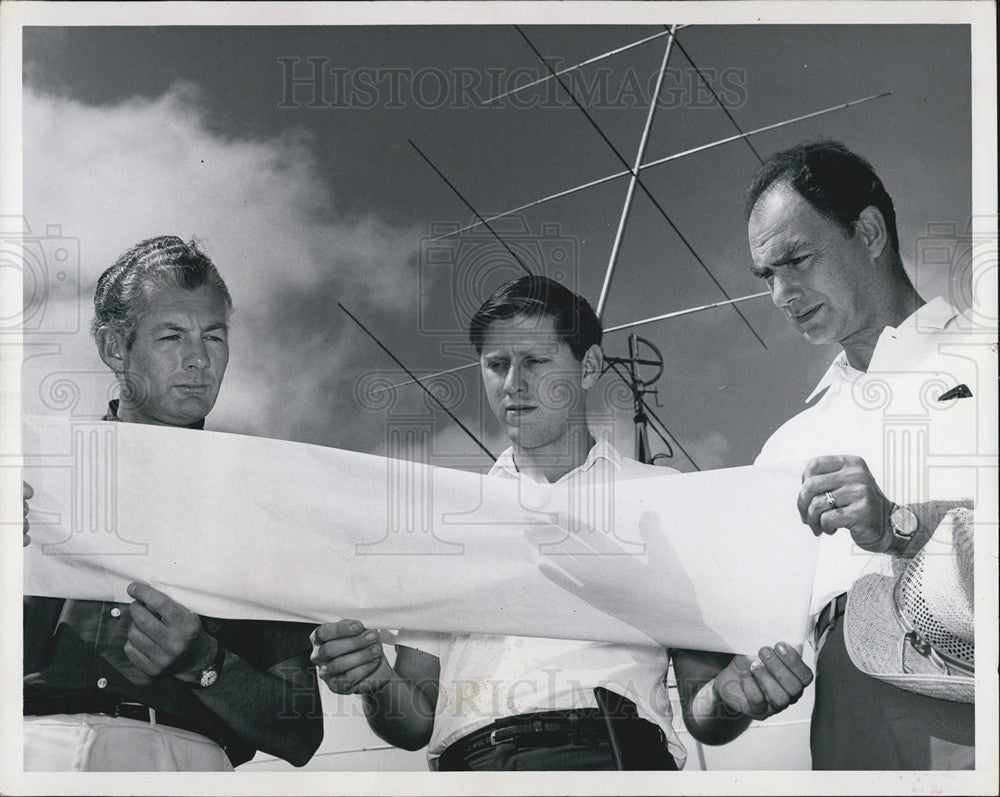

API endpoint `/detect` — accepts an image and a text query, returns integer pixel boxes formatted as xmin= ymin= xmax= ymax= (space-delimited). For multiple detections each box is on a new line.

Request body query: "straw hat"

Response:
xmin=843 ymin=507 xmax=974 ymax=703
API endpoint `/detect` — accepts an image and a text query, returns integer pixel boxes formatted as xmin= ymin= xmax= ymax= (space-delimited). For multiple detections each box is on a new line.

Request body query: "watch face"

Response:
xmin=199 ymin=669 xmax=219 ymax=688
xmin=891 ymin=506 xmax=918 ymax=536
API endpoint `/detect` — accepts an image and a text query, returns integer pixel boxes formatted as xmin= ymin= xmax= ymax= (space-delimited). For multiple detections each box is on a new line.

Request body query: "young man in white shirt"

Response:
xmin=312 ymin=276 xmax=812 ymax=770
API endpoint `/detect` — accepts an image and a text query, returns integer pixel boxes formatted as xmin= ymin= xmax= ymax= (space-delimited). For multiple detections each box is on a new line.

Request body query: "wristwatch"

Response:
xmin=192 ymin=639 xmax=226 ymax=689
xmin=886 ymin=504 xmax=918 ymax=555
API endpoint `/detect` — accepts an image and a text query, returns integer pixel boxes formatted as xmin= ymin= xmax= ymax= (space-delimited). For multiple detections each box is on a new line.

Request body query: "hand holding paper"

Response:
xmin=713 ymin=643 xmax=813 ymax=721
xmin=125 ymin=582 xmax=218 ymax=682
xmin=311 ymin=620 xmax=392 ymax=695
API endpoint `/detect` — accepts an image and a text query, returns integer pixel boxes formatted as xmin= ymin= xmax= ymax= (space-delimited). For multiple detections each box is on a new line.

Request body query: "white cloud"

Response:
xmin=22 ymin=82 xmax=422 ymax=447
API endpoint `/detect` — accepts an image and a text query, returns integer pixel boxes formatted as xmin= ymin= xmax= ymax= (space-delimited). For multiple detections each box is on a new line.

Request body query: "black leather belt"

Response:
xmin=438 ymin=703 xmax=673 ymax=771
xmin=451 ymin=710 xmax=609 ymax=755
xmin=814 ymin=592 xmax=848 ymax=649
xmin=24 ymin=694 xmax=216 ymax=741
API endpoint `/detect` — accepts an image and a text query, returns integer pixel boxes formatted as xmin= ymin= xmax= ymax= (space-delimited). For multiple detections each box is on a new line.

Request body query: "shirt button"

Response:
xmin=110 ymin=607 xmax=122 ymax=618
xmin=97 ymin=677 xmax=108 ymax=689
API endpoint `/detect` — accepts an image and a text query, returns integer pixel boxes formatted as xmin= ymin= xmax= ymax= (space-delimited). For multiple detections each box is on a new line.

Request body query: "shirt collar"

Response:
xmin=804 ymin=297 xmax=961 ymax=403
xmin=910 ymin=296 xmax=961 ymax=332
xmin=103 ymin=399 xmax=206 ymax=430
xmin=488 ymin=437 xmax=623 ymax=483
xmin=488 ymin=447 xmax=519 ymax=478
xmin=872 ymin=296 xmax=959 ymax=342
xmin=805 ymin=352 xmax=852 ymax=404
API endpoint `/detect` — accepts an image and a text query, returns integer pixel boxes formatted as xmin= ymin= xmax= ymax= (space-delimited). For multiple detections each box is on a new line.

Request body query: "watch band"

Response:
xmin=886 ymin=504 xmax=918 ymax=555
xmin=886 ymin=531 xmax=910 ymax=555
xmin=192 ymin=638 xmax=226 ymax=689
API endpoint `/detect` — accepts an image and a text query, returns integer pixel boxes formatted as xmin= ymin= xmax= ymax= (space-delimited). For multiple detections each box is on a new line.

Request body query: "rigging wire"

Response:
xmin=597 ymin=25 xmax=678 ymax=318
xmin=669 ymin=32 xmax=764 ymax=164
xmin=338 ymin=302 xmax=497 ymax=462
xmin=370 ymin=361 xmax=478 ymax=396
xmin=481 ymin=28 xmax=685 ymax=105
xmin=514 ymin=25 xmax=767 ymax=350
xmin=408 ymin=139 xmax=533 ymax=276
xmin=640 ymin=91 xmax=892 ymax=173
xmin=424 ymin=91 xmax=891 ymax=245
xmin=604 ymin=291 xmax=769 ymax=333
xmin=369 ymin=291 xmax=770 ymax=396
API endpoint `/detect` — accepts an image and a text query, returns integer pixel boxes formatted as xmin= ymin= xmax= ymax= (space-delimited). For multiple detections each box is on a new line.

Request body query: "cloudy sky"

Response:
xmin=21 ymin=21 xmax=974 ymax=472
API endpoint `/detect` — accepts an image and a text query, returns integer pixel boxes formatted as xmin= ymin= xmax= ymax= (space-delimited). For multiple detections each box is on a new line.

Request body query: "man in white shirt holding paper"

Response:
xmin=745 ymin=140 xmax=988 ymax=769
xmin=312 ymin=276 xmax=813 ymax=770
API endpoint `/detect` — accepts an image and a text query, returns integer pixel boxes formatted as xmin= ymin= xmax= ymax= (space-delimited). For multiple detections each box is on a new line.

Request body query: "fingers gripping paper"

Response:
xmin=23 ymin=416 xmax=818 ymax=654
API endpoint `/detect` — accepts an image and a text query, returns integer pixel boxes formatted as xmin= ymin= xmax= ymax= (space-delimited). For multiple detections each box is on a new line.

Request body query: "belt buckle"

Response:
xmin=814 ymin=592 xmax=847 ymax=650
xmin=564 ymin=715 xmax=584 ymax=744
xmin=489 ymin=725 xmax=525 ymax=746
xmin=114 ymin=701 xmax=149 ymax=721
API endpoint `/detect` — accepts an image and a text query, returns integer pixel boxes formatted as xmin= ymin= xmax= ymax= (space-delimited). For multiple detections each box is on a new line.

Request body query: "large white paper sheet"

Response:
xmin=23 ymin=415 xmax=819 ymax=654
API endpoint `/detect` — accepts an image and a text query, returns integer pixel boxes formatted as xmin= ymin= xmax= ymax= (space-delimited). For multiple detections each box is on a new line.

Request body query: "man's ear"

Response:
xmin=856 ymin=206 xmax=889 ymax=260
xmin=96 ymin=326 xmax=127 ymax=373
xmin=580 ymin=344 xmax=603 ymax=390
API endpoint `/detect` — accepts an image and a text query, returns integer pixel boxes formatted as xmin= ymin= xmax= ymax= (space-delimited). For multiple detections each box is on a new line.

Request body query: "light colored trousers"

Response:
xmin=24 ymin=714 xmax=233 ymax=771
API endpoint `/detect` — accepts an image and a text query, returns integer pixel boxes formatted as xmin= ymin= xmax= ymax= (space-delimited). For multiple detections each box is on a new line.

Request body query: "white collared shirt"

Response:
xmin=755 ymin=297 xmax=993 ymax=619
xmin=400 ymin=441 xmax=688 ymax=767
xmin=488 ymin=436 xmax=674 ymax=484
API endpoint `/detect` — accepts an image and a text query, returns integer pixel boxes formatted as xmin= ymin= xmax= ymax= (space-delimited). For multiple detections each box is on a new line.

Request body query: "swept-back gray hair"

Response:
xmin=91 ymin=235 xmax=233 ymax=347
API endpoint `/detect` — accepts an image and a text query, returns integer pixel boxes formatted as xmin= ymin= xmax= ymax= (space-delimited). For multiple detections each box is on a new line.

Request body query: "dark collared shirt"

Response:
xmin=24 ymin=402 xmax=315 ymax=766
xmin=102 ymin=398 xmax=205 ymax=428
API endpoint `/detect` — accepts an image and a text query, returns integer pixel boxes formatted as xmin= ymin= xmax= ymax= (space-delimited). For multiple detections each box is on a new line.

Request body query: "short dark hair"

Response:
xmin=91 ymin=235 xmax=233 ymax=348
xmin=745 ymin=140 xmax=899 ymax=254
xmin=468 ymin=275 xmax=602 ymax=360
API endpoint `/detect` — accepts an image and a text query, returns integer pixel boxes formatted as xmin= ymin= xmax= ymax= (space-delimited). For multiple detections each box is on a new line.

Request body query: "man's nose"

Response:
xmin=770 ymin=270 xmax=801 ymax=307
xmin=181 ymin=336 xmax=210 ymax=369
xmin=503 ymin=362 xmax=525 ymax=394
